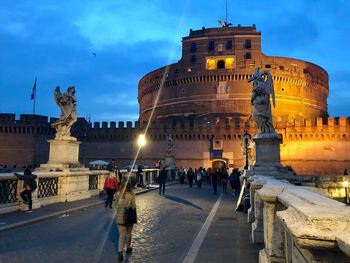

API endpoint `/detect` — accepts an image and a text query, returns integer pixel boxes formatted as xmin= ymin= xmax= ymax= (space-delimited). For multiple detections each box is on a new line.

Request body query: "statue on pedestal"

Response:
xmin=248 ymin=68 xmax=276 ymax=136
xmin=52 ymin=86 xmax=78 ymax=141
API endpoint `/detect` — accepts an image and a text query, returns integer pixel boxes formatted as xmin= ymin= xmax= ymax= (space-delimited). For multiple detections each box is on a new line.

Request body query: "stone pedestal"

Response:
xmin=163 ymin=155 xmax=176 ymax=170
xmin=39 ymin=140 xmax=85 ymax=171
xmin=254 ymin=134 xmax=281 ymax=167
xmin=249 ymin=134 xmax=295 ymax=179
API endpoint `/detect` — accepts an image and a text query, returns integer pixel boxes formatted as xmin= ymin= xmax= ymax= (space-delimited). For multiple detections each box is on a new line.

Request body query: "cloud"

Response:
xmin=94 ymin=112 xmax=139 ymax=122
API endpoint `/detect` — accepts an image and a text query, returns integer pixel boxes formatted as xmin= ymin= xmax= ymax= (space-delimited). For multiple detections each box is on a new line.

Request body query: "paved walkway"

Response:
xmin=0 ymin=186 xmax=158 ymax=232
xmin=194 ymin=193 xmax=263 ymax=263
xmin=0 ymin=184 xmax=263 ymax=262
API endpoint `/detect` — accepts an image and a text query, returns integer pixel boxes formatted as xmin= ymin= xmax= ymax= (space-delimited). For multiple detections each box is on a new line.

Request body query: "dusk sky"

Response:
xmin=1 ymin=0 xmax=349 ymax=122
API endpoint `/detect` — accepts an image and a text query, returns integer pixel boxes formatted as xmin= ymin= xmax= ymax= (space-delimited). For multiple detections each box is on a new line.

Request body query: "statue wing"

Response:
xmin=54 ymin=86 xmax=63 ymax=106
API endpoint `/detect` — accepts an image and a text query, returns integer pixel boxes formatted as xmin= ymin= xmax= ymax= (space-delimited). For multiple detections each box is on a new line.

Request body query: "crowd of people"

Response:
xmin=178 ymin=166 xmax=241 ymax=195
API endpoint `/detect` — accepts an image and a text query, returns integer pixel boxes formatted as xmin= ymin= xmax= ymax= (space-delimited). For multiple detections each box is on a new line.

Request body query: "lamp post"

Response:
xmin=243 ymin=130 xmax=251 ymax=170
xmin=343 ymin=180 xmax=349 ymax=205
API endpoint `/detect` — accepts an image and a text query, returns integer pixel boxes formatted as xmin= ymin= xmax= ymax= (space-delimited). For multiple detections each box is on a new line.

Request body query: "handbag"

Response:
xmin=124 ymin=207 xmax=137 ymax=224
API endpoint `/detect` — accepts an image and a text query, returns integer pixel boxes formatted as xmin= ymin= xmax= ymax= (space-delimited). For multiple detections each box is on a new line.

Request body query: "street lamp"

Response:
xmin=343 ymin=180 xmax=349 ymax=205
xmin=137 ymin=134 xmax=146 ymax=163
xmin=243 ymin=130 xmax=251 ymax=170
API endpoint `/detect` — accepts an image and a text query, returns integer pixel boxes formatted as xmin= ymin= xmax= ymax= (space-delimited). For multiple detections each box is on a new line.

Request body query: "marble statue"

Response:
xmin=52 ymin=86 xmax=78 ymax=140
xmin=166 ymin=134 xmax=173 ymax=156
xmin=248 ymin=68 xmax=276 ymax=136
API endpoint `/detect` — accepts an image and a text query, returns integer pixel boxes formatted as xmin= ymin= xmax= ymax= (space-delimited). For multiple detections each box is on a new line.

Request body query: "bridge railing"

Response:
xmin=0 ymin=168 xmax=162 ymax=215
xmin=248 ymin=175 xmax=350 ymax=262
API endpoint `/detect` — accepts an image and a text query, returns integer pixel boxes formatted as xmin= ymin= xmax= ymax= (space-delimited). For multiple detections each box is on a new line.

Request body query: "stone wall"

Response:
xmin=0 ymin=115 xmax=349 ymax=174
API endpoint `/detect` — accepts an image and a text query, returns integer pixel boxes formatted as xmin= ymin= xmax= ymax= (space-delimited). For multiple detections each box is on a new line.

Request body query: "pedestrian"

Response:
xmin=222 ymin=168 xmax=228 ymax=193
xmin=206 ymin=168 xmax=212 ymax=185
xmin=14 ymin=167 xmax=37 ymax=212
xmin=196 ymin=170 xmax=202 ymax=188
xmin=230 ymin=168 xmax=241 ymax=196
xmin=187 ymin=167 xmax=194 ymax=188
xmin=136 ymin=165 xmax=144 ymax=187
xmin=116 ymin=178 xmax=137 ymax=262
xmin=158 ymin=166 xmax=167 ymax=195
xmin=212 ymin=168 xmax=219 ymax=195
xmin=103 ymin=171 xmax=118 ymax=208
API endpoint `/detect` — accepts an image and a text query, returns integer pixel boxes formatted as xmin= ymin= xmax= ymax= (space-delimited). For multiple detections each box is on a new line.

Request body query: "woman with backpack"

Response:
xmin=103 ymin=171 xmax=118 ymax=208
xmin=116 ymin=177 xmax=137 ymax=262
xmin=14 ymin=167 xmax=37 ymax=212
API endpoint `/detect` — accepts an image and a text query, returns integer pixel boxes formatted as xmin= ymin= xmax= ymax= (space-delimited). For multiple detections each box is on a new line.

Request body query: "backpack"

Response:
xmin=30 ymin=179 xmax=37 ymax=191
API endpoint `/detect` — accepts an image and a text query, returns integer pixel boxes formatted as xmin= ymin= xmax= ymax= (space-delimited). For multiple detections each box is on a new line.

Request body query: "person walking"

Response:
xmin=187 ymin=167 xmax=194 ymax=188
xmin=158 ymin=166 xmax=167 ymax=195
xmin=212 ymin=168 xmax=219 ymax=195
xmin=230 ymin=168 xmax=241 ymax=196
xmin=136 ymin=165 xmax=144 ymax=187
xmin=196 ymin=170 xmax=202 ymax=188
xmin=116 ymin=178 xmax=137 ymax=262
xmin=222 ymin=168 xmax=228 ymax=193
xmin=103 ymin=171 xmax=118 ymax=208
xmin=14 ymin=168 xmax=37 ymax=212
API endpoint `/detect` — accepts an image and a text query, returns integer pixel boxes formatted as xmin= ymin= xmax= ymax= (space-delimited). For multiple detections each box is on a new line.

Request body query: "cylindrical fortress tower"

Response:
xmin=138 ymin=24 xmax=328 ymax=123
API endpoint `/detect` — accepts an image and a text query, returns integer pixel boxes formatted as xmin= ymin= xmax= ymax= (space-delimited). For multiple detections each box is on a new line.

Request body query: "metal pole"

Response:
xmin=346 ymin=187 xmax=349 ymax=205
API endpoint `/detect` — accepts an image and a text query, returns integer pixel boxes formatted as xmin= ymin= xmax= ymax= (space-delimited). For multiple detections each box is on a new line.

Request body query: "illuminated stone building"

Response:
xmin=138 ymin=24 xmax=328 ymax=123
xmin=0 ymin=24 xmax=349 ymax=175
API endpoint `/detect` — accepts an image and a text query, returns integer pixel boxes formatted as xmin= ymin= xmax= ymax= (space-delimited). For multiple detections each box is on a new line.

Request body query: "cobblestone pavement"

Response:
xmin=0 ymin=184 xmax=259 ymax=263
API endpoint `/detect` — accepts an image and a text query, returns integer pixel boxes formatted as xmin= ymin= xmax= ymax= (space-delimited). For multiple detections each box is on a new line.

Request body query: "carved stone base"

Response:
xmin=163 ymin=155 xmax=176 ymax=170
xmin=38 ymin=140 xmax=86 ymax=172
xmin=253 ymin=135 xmax=281 ymax=167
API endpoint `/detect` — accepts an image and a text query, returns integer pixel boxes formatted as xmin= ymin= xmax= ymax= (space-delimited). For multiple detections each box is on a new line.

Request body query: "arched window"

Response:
xmin=217 ymin=60 xmax=225 ymax=69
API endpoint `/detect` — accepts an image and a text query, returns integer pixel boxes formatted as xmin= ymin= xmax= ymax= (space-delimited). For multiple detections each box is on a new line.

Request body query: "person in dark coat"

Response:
xmin=158 ymin=166 xmax=167 ymax=195
xmin=230 ymin=168 xmax=241 ymax=196
xmin=222 ymin=168 xmax=229 ymax=193
xmin=212 ymin=168 xmax=219 ymax=195
xmin=14 ymin=168 xmax=37 ymax=212
xmin=187 ymin=167 xmax=194 ymax=188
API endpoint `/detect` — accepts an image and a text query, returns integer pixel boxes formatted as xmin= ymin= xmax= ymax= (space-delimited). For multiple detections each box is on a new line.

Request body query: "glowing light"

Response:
xmin=137 ymin=134 xmax=146 ymax=147
xmin=225 ymin=57 xmax=234 ymax=69
xmin=343 ymin=181 xmax=349 ymax=187
xmin=206 ymin=59 xmax=216 ymax=70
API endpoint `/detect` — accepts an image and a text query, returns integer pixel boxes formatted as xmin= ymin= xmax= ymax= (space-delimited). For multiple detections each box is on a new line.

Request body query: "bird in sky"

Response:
xmin=92 ymin=52 xmax=96 ymax=57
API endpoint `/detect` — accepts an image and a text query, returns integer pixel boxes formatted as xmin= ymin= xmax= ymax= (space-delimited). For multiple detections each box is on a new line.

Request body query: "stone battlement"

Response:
xmin=1 ymin=114 xmax=349 ymax=143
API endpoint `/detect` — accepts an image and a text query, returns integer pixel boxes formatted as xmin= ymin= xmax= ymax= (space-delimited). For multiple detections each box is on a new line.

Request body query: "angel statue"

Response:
xmin=52 ymin=86 xmax=78 ymax=141
xmin=248 ymin=68 xmax=277 ymax=136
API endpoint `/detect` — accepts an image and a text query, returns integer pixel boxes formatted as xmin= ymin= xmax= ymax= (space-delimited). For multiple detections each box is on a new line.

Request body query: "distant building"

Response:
xmin=0 ymin=24 xmax=348 ymax=175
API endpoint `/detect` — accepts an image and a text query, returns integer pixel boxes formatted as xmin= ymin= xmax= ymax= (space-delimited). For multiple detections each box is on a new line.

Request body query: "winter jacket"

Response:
xmin=116 ymin=191 xmax=136 ymax=225
xmin=15 ymin=173 xmax=37 ymax=191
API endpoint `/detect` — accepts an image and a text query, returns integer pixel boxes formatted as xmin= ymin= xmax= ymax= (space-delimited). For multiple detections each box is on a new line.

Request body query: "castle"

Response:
xmin=0 ymin=24 xmax=349 ymax=175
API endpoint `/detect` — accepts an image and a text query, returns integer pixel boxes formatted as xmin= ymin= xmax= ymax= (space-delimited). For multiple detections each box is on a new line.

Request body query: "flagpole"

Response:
xmin=33 ymin=96 xmax=36 ymax=115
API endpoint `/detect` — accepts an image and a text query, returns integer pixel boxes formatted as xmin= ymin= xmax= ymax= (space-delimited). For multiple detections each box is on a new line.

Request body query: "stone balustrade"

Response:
xmin=248 ymin=175 xmax=350 ymax=263
xmin=0 ymin=169 xmax=160 ymax=214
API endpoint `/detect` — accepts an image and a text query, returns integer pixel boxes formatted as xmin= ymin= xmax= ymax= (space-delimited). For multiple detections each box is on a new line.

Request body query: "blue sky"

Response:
xmin=1 ymin=0 xmax=349 ymax=122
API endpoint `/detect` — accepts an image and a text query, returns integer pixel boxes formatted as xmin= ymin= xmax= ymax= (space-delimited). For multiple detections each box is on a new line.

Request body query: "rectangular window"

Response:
xmin=245 ymin=52 xmax=251 ymax=59
xmin=190 ymin=43 xmax=197 ymax=52
xmin=265 ymin=64 xmax=271 ymax=68
xmin=208 ymin=41 xmax=214 ymax=51
xmin=244 ymin=39 xmax=251 ymax=49
xmin=226 ymin=40 xmax=233 ymax=49
xmin=190 ymin=55 xmax=196 ymax=63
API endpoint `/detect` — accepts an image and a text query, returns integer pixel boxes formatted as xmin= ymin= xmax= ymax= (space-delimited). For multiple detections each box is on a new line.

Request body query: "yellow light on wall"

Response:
xmin=207 ymin=59 xmax=216 ymax=70
xmin=343 ymin=181 xmax=349 ymax=187
xmin=225 ymin=57 xmax=234 ymax=69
